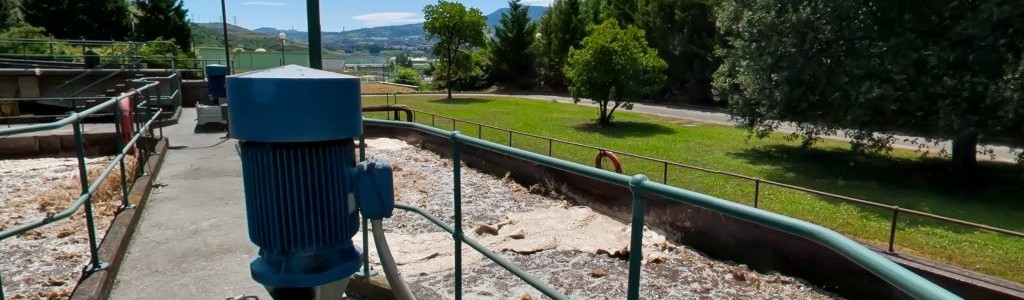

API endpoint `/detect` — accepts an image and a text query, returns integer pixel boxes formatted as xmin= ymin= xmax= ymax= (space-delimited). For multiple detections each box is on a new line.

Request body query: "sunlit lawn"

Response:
xmin=363 ymin=95 xmax=1024 ymax=284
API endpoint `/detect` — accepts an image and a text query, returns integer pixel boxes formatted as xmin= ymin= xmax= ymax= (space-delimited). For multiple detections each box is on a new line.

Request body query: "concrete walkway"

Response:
xmin=109 ymin=108 xmax=268 ymax=299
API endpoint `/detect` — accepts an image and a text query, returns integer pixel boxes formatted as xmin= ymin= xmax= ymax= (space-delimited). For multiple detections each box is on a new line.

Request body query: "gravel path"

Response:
xmin=363 ymin=138 xmax=839 ymax=300
xmin=1 ymin=156 xmax=131 ymax=299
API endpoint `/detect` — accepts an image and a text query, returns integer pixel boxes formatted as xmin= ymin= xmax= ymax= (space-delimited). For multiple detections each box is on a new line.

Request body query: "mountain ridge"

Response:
xmin=251 ymin=6 xmax=549 ymax=44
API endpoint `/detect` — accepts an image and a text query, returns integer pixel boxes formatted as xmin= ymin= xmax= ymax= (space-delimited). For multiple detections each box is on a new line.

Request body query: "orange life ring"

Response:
xmin=118 ymin=97 xmax=135 ymax=142
xmin=595 ymin=150 xmax=623 ymax=174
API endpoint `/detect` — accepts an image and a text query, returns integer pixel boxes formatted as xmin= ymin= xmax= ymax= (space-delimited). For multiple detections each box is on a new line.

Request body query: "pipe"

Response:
xmin=371 ymin=219 xmax=417 ymax=300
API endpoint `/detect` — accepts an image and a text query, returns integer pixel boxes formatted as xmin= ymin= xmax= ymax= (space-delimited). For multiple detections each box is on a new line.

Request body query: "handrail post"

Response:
xmin=451 ymin=131 xmax=464 ymax=299
xmin=889 ymin=206 xmax=900 ymax=253
xmin=356 ymin=135 xmax=375 ymax=278
xmin=662 ymin=161 xmax=669 ymax=184
xmin=113 ymin=100 xmax=132 ymax=209
xmin=0 ymin=264 xmax=5 ymax=300
xmin=548 ymin=138 xmax=553 ymax=157
xmin=507 ymin=130 xmax=512 ymax=146
xmin=478 ymin=124 xmax=482 ymax=139
xmin=74 ymin=122 xmax=108 ymax=272
xmin=173 ymin=75 xmax=182 ymax=111
xmin=754 ymin=179 xmax=761 ymax=208
xmin=49 ymin=37 xmax=55 ymax=61
xmin=153 ymin=86 xmax=162 ymax=139
xmin=626 ymin=175 xmax=649 ymax=300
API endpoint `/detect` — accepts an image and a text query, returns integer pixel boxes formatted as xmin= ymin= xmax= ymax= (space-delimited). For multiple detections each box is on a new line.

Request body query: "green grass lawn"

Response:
xmin=362 ymin=95 xmax=1024 ymax=284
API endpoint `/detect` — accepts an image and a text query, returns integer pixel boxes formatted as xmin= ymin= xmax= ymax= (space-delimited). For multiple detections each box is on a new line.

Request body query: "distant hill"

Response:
xmin=252 ymin=6 xmax=549 ymax=44
xmin=190 ymin=23 xmax=344 ymax=57
xmin=197 ymin=22 xmax=264 ymax=36
xmin=254 ymin=23 xmax=424 ymax=44
xmin=486 ymin=6 xmax=549 ymax=28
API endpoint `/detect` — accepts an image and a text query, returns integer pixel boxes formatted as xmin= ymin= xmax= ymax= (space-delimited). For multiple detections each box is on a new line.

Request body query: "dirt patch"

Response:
xmin=0 ymin=155 xmax=137 ymax=299
xmin=358 ymin=138 xmax=839 ymax=299
xmin=362 ymin=82 xmax=416 ymax=94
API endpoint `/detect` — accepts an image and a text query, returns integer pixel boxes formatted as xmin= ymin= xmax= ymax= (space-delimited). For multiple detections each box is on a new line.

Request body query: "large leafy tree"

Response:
xmin=637 ymin=0 xmax=718 ymax=105
xmin=567 ymin=21 xmax=667 ymax=125
xmin=20 ymin=0 xmax=131 ymax=40
xmin=715 ymin=0 xmax=1024 ymax=176
xmin=423 ymin=0 xmax=487 ymax=99
xmin=538 ymin=0 xmax=587 ymax=91
xmin=134 ymin=0 xmax=192 ymax=53
xmin=490 ymin=0 xmax=539 ymax=90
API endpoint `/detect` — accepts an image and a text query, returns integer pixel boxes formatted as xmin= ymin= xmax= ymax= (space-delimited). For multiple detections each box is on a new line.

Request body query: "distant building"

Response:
xmin=254 ymin=48 xmax=268 ymax=53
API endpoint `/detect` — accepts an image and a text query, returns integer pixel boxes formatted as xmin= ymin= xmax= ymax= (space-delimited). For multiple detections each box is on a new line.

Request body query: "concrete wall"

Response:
xmin=364 ymin=124 xmax=1024 ymax=300
xmin=0 ymin=133 xmax=117 ymax=158
xmin=0 ymin=69 xmax=176 ymax=99
xmin=180 ymin=79 xmax=206 ymax=108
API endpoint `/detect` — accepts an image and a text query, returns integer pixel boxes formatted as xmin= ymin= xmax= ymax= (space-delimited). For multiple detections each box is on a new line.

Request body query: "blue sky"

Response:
xmin=183 ymin=0 xmax=554 ymax=32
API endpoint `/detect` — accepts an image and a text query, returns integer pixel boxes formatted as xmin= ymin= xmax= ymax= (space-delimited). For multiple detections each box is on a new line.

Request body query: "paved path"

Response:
xmin=109 ymin=108 xmax=268 ymax=299
xmin=397 ymin=93 xmax=1021 ymax=163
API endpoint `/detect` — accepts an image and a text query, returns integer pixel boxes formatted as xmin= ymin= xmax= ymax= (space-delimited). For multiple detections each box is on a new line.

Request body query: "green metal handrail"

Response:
xmin=372 ymin=108 xmax=1024 ymax=252
xmin=363 ymin=118 xmax=962 ymax=300
xmin=0 ymin=74 xmax=178 ymax=300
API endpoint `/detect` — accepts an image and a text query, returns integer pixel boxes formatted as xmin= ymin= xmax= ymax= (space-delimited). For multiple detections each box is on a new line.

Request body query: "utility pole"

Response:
xmin=221 ymin=0 xmax=232 ymax=73
xmin=307 ymin=0 xmax=322 ymax=69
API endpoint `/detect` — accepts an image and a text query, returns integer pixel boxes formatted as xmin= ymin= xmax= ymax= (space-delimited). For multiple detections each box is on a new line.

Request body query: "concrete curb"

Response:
xmin=69 ymin=137 xmax=169 ymax=300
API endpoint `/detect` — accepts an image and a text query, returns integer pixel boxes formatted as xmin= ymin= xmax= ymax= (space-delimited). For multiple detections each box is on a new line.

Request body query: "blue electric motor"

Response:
xmin=227 ymin=65 xmax=367 ymax=292
xmin=205 ymin=64 xmax=229 ymax=105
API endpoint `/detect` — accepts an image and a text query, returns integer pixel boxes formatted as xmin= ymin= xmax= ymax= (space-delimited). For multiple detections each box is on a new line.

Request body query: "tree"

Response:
xmin=714 ymin=0 xmax=1024 ymax=176
xmin=134 ymin=0 xmax=192 ymax=53
xmin=567 ymin=21 xmax=667 ymax=125
xmin=0 ymin=24 xmax=49 ymax=53
xmin=20 ymin=0 xmax=131 ymax=40
xmin=391 ymin=68 xmax=422 ymax=86
xmin=423 ymin=0 xmax=487 ymax=99
xmin=637 ymin=0 xmax=718 ymax=105
xmin=580 ymin=0 xmax=606 ymax=24
xmin=0 ymin=0 xmax=16 ymax=31
xmin=367 ymin=43 xmax=383 ymax=54
xmin=603 ymin=0 xmax=637 ymax=25
xmin=490 ymin=0 xmax=539 ymax=90
xmin=538 ymin=0 xmax=587 ymax=91
xmin=393 ymin=52 xmax=413 ymax=68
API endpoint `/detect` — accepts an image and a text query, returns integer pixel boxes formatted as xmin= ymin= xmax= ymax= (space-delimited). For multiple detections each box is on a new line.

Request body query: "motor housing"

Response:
xmin=228 ymin=65 xmax=364 ymax=289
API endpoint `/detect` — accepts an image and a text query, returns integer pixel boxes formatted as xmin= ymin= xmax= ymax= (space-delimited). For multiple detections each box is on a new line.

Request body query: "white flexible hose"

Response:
xmin=371 ymin=219 xmax=418 ymax=300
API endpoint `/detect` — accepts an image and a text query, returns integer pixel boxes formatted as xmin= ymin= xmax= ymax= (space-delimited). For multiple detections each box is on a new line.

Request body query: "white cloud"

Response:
xmin=521 ymin=0 xmax=555 ymax=6
xmin=244 ymin=1 xmax=286 ymax=6
xmin=352 ymin=12 xmax=424 ymax=26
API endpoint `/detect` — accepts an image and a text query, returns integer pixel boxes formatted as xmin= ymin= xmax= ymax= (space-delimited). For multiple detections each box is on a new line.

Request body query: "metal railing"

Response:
xmin=0 ymin=74 xmax=178 ymax=300
xmin=363 ymin=108 xmax=1024 ymax=259
xmin=361 ymin=118 xmax=961 ymax=299
xmin=0 ymin=38 xmax=218 ymax=79
xmin=0 ymin=38 xmax=174 ymax=60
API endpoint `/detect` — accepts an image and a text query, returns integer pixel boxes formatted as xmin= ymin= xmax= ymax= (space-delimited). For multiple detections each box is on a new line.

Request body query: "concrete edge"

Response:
xmin=154 ymin=106 xmax=182 ymax=128
xmin=881 ymin=251 xmax=1024 ymax=299
xmin=346 ymin=274 xmax=443 ymax=300
xmin=69 ymin=138 xmax=169 ymax=300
